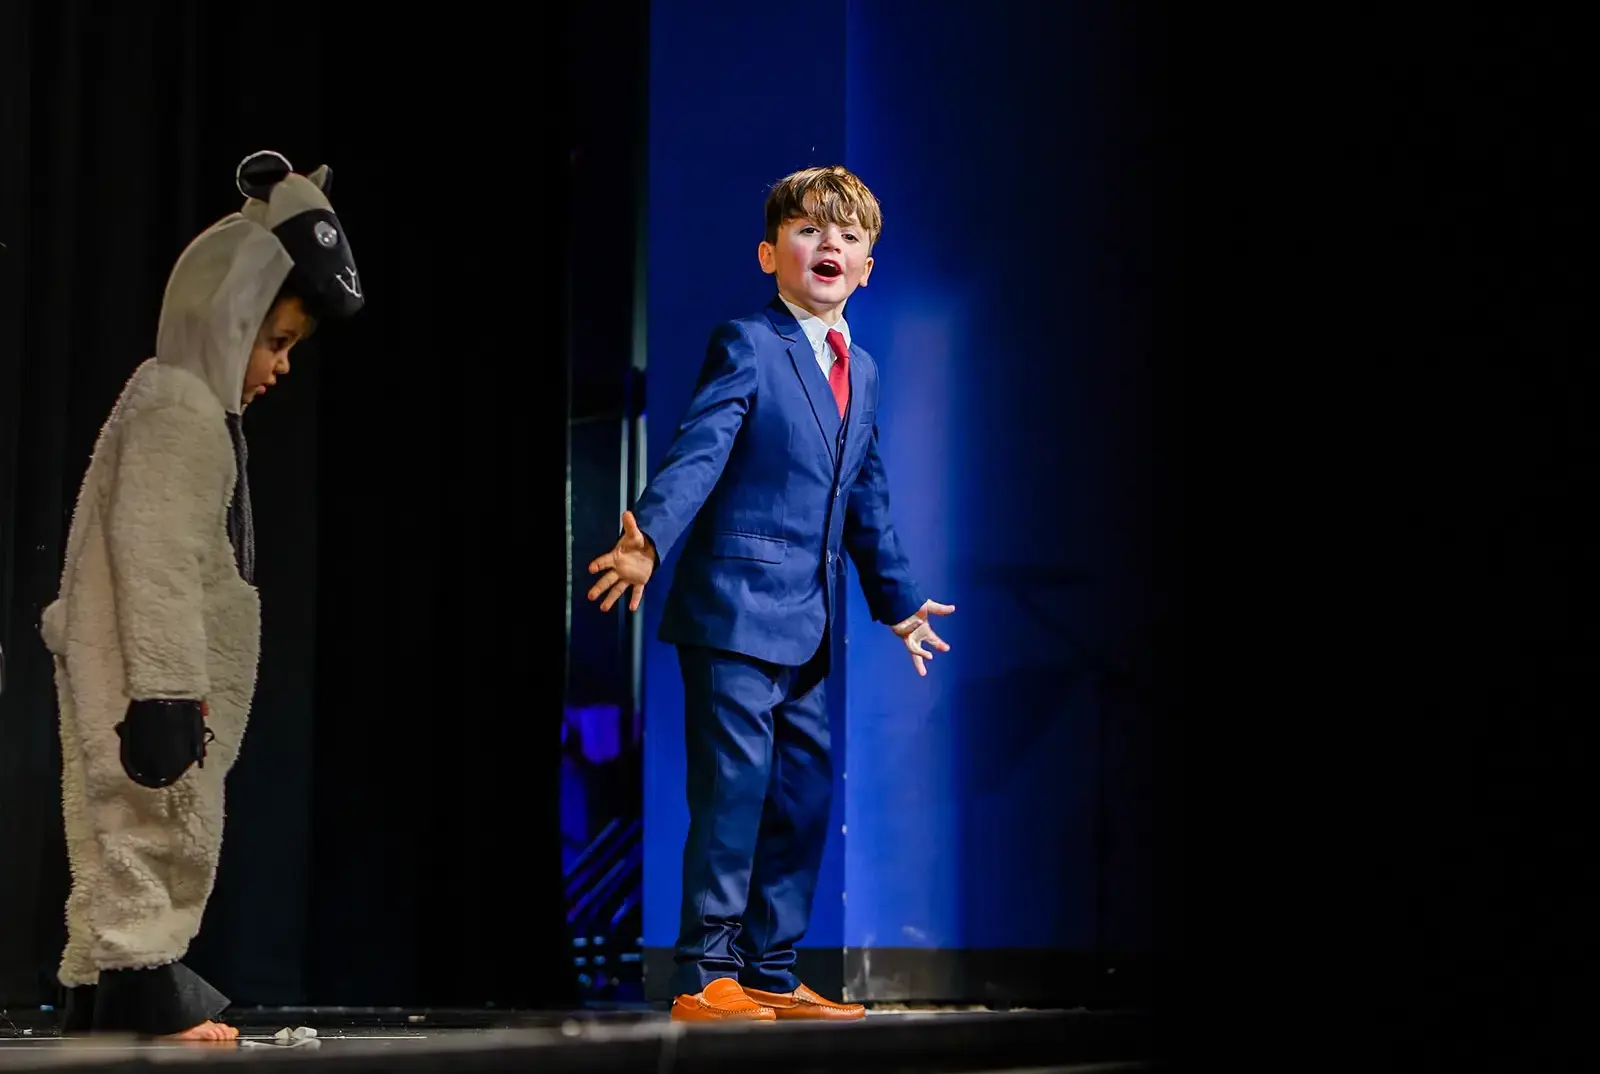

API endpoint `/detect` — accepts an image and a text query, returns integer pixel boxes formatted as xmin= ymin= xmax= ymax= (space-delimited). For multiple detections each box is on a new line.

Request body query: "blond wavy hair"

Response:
xmin=764 ymin=165 xmax=883 ymax=248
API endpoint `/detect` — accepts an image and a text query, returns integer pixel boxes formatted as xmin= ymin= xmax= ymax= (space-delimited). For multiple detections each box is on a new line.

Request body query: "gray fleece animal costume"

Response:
xmin=39 ymin=151 xmax=363 ymax=1034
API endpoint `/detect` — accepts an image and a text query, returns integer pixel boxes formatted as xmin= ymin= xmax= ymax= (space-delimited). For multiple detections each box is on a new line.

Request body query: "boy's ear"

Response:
xmin=757 ymin=240 xmax=778 ymax=276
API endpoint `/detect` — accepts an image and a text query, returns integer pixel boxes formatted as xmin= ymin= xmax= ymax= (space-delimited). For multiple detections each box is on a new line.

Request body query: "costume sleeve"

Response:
xmin=843 ymin=422 xmax=926 ymax=625
xmin=106 ymin=402 xmax=232 ymax=701
xmin=629 ymin=321 xmax=758 ymax=559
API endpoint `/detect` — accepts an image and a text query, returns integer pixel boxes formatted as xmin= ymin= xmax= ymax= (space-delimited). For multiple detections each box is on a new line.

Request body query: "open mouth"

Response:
xmin=811 ymin=260 xmax=843 ymax=280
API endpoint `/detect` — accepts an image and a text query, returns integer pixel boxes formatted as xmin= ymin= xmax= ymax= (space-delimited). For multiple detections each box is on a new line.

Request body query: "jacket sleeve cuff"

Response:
xmin=878 ymin=586 xmax=927 ymax=627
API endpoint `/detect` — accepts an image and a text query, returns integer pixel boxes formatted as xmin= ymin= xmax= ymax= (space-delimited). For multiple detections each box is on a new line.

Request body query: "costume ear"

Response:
xmin=237 ymin=150 xmax=293 ymax=201
xmin=306 ymin=164 xmax=332 ymax=196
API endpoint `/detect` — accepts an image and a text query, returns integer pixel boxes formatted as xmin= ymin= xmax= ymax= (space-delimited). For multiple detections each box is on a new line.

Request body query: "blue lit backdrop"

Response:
xmin=639 ymin=0 xmax=1165 ymax=999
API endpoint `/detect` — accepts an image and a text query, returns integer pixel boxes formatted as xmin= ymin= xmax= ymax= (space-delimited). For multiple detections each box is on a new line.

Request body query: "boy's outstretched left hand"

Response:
xmin=588 ymin=510 xmax=658 ymax=613
xmin=891 ymin=599 xmax=956 ymax=677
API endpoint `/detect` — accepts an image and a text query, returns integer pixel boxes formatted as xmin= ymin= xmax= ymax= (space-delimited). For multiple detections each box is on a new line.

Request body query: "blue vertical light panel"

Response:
xmin=642 ymin=0 xmax=850 ymax=964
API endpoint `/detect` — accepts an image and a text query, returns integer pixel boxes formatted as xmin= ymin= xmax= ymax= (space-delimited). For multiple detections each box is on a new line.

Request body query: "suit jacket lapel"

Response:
xmin=767 ymin=297 xmax=840 ymax=465
xmin=790 ymin=342 xmax=841 ymax=465
xmin=841 ymin=342 xmax=866 ymax=459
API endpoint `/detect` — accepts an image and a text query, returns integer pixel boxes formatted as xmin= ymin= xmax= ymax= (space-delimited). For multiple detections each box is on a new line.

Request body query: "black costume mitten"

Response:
xmin=114 ymin=700 xmax=215 ymax=788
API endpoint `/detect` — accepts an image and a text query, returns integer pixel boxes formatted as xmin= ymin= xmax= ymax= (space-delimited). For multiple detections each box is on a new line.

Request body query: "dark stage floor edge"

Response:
xmin=0 ymin=1006 xmax=1155 ymax=1073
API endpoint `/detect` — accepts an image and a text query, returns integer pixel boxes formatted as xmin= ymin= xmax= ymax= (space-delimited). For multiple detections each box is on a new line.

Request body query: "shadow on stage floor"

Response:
xmin=0 ymin=1005 xmax=1155 ymax=1073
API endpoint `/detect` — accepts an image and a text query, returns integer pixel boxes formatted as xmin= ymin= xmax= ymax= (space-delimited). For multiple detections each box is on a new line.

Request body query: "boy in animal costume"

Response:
xmin=39 ymin=150 xmax=364 ymax=1039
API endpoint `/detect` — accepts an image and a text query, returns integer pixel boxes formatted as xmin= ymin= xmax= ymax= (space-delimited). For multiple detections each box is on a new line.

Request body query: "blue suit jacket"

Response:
xmin=632 ymin=296 xmax=925 ymax=667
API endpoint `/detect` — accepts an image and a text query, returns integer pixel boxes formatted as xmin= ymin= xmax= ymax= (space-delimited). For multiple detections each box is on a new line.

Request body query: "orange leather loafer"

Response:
xmin=739 ymin=983 xmax=866 ymax=1021
xmin=670 ymin=978 xmax=777 ymax=1023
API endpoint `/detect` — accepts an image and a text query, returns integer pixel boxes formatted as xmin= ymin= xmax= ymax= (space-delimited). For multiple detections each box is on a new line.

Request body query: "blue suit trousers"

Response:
xmin=670 ymin=640 xmax=832 ymax=996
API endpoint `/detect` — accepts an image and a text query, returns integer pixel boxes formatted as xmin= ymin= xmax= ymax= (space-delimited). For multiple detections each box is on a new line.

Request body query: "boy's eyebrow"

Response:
xmin=792 ymin=216 xmax=863 ymax=230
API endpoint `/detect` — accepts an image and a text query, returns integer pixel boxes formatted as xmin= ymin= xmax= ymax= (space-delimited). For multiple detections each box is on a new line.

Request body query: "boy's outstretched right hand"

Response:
xmin=587 ymin=510 xmax=658 ymax=613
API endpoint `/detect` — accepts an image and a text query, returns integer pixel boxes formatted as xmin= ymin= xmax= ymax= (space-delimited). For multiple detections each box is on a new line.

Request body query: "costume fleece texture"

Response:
xmin=39 ymin=169 xmax=332 ymax=986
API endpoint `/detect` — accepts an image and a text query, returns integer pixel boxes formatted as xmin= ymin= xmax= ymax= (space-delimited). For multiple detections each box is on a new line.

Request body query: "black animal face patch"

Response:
xmin=235 ymin=150 xmax=366 ymax=321
xmin=273 ymin=207 xmax=364 ymax=320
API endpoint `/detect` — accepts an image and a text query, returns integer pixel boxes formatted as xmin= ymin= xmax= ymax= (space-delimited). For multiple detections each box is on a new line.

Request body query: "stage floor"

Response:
xmin=0 ymin=1007 xmax=1155 ymax=1073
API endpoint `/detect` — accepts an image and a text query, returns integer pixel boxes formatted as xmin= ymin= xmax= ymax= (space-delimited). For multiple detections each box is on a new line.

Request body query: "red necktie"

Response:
xmin=825 ymin=329 xmax=851 ymax=418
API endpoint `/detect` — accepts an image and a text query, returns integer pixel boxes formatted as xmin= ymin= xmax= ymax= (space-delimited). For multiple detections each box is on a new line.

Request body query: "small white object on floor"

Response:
xmin=270 ymin=1026 xmax=319 ymax=1044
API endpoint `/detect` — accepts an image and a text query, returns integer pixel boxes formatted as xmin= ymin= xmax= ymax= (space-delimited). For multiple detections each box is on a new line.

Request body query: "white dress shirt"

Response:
xmin=780 ymin=296 xmax=851 ymax=378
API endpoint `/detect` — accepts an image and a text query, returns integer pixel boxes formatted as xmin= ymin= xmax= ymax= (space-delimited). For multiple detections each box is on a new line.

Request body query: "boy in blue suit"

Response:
xmin=588 ymin=165 xmax=954 ymax=1022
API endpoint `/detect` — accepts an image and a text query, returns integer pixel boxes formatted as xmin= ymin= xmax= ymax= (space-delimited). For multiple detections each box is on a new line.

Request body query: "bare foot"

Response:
xmin=161 ymin=1020 xmax=238 ymax=1041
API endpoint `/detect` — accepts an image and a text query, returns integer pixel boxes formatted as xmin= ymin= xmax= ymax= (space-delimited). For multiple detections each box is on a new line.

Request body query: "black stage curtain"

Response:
xmin=1 ymin=1 xmax=578 ymax=1009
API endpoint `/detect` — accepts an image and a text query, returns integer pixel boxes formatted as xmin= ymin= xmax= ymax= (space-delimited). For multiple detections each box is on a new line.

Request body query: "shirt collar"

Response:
xmin=780 ymin=295 xmax=851 ymax=354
